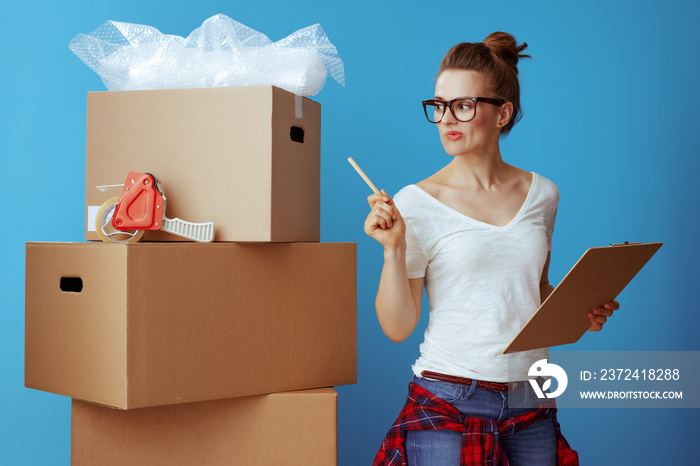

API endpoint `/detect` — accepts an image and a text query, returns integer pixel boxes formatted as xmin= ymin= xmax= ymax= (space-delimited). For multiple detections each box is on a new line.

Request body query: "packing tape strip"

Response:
xmin=295 ymin=95 xmax=303 ymax=119
xmin=87 ymin=206 xmax=99 ymax=231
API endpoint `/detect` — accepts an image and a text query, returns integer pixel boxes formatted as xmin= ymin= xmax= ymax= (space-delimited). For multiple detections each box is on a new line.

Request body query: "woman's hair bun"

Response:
xmin=484 ymin=31 xmax=530 ymax=68
xmin=436 ymin=31 xmax=530 ymax=135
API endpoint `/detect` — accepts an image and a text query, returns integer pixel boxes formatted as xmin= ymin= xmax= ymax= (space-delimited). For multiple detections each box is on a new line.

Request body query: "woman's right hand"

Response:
xmin=364 ymin=189 xmax=406 ymax=250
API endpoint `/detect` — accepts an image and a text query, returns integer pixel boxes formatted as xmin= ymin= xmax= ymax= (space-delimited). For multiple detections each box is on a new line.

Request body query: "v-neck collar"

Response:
xmin=407 ymin=172 xmax=538 ymax=231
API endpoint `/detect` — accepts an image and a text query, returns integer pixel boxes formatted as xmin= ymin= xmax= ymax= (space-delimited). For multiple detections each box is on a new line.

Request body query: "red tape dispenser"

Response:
xmin=95 ymin=172 xmax=215 ymax=243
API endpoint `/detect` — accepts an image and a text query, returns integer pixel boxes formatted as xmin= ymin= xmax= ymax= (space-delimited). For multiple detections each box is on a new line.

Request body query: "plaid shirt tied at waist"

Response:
xmin=373 ymin=382 xmax=579 ymax=466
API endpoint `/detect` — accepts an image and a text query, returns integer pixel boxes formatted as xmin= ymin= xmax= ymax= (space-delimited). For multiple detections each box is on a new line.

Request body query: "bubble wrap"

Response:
xmin=69 ymin=14 xmax=345 ymax=96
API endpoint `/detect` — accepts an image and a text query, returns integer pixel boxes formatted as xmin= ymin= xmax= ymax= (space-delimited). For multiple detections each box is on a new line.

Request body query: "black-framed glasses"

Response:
xmin=422 ymin=97 xmax=506 ymax=124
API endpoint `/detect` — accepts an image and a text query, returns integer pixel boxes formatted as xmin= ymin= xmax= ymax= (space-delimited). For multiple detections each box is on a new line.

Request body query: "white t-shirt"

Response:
xmin=392 ymin=172 xmax=558 ymax=382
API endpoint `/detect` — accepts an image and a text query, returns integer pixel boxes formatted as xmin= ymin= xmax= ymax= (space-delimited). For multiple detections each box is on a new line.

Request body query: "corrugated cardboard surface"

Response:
xmin=25 ymin=242 xmax=356 ymax=409
xmin=85 ymin=86 xmax=320 ymax=242
xmin=24 ymin=243 xmax=129 ymax=405
xmin=72 ymin=388 xmax=338 ymax=466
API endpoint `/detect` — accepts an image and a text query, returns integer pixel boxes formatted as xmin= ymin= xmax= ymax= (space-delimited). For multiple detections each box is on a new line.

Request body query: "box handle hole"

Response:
xmin=60 ymin=277 xmax=83 ymax=293
xmin=290 ymin=126 xmax=305 ymax=143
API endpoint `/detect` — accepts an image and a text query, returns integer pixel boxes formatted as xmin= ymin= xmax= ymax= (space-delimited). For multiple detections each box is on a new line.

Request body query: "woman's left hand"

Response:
xmin=588 ymin=300 xmax=619 ymax=331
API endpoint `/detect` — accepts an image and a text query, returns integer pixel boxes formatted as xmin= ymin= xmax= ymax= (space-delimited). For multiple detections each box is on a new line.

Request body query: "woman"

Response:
xmin=367 ymin=32 xmax=618 ymax=465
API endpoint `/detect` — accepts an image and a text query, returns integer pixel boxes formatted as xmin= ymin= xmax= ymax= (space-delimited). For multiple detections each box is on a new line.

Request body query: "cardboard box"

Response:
xmin=72 ymin=388 xmax=337 ymax=466
xmin=85 ymin=86 xmax=321 ymax=242
xmin=25 ymin=242 xmax=356 ymax=409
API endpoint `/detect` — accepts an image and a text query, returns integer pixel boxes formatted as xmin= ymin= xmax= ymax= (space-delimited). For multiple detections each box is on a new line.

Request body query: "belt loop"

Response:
xmin=464 ymin=379 xmax=478 ymax=399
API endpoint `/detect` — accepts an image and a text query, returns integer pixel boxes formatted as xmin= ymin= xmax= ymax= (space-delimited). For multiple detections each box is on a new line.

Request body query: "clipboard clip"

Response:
xmin=610 ymin=241 xmax=642 ymax=246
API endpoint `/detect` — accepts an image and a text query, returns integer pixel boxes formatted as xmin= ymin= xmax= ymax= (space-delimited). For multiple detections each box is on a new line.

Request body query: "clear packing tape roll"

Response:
xmin=69 ymin=14 xmax=345 ymax=96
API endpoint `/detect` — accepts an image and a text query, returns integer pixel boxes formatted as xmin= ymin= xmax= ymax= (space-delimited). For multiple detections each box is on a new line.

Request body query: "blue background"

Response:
xmin=2 ymin=0 xmax=698 ymax=464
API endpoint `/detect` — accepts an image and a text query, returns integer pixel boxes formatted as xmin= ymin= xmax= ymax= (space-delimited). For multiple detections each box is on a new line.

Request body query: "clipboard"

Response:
xmin=503 ymin=242 xmax=663 ymax=354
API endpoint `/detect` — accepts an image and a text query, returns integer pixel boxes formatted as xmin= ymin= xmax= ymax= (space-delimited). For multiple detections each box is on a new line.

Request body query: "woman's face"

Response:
xmin=433 ymin=69 xmax=507 ymax=157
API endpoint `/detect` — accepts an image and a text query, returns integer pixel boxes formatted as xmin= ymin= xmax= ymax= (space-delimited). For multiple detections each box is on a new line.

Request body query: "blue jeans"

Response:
xmin=405 ymin=376 xmax=557 ymax=466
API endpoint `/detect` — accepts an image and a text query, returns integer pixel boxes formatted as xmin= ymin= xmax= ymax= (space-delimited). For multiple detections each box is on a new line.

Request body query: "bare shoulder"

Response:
xmin=505 ymin=164 xmax=534 ymax=192
xmin=508 ymin=164 xmax=532 ymax=181
xmin=415 ymin=168 xmax=448 ymax=197
xmin=415 ymin=178 xmax=437 ymax=195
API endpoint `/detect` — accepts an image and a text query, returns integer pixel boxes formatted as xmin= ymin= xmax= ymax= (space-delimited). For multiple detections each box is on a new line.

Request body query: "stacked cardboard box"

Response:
xmin=71 ymin=389 xmax=339 ymax=465
xmin=25 ymin=86 xmax=356 ymax=465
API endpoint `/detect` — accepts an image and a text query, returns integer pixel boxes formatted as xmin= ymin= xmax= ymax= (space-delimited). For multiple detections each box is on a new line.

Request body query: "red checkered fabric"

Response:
xmin=373 ymin=382 xmax=579 ymax=466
